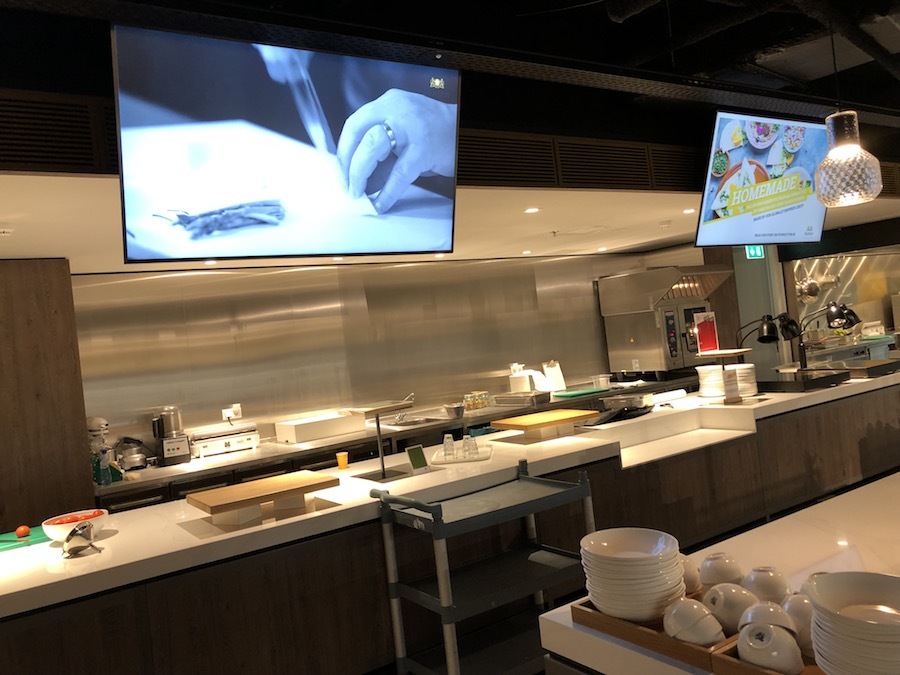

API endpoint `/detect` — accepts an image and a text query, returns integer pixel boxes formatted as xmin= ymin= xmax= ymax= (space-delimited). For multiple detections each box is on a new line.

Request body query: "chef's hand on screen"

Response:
xmin=254 ymin=44 xmax=313 ymax=83
xmin=337 ymin=89 xmax=457 ymax=214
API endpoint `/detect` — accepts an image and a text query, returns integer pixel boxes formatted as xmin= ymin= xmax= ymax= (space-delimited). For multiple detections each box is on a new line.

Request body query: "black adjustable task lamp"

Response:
xmin=791 ymin=301 xmax=861 ymax=369
xmin=734 ymin=314 xmax=801 ymax=364
xmin=735 ymin=315 xmax=781 ymax=349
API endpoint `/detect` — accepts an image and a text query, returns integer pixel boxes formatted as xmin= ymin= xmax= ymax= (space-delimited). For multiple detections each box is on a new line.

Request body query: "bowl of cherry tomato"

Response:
xmin=42 ymin=508 xmax=108 ymax=542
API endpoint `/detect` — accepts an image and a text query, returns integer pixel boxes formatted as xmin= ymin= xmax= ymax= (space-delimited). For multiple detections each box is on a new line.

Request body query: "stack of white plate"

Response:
xmin=581 ymin=527 xmax=685 ymax=623
xmin=803 ymin=571 xmax=900 ymax=675
xmin=696 ymin=365 xmax=725 ymax=398
xmin=725 ymin=363 xmax=758 ymax=397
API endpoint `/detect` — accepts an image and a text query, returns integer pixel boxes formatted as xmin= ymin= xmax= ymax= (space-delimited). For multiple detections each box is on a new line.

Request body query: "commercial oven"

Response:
xmin=597 ymin=266 xmax=733 ymax=373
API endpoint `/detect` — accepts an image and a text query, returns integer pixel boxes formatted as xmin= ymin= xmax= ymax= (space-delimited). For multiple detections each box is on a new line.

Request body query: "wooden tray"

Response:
xmin=187 ymin=470 xmax=339 ymax=524
xmin=492 ymin=409 xmax=600 ymax=431
xmin=712 ymin=641 xmax=823 ymax=675
xmin=570 ymin=598 xmax=728 ymax=671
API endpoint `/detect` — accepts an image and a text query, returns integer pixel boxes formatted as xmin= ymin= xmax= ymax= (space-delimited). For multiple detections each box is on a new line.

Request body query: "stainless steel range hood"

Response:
xmin=597 ymin=265 xmax=733 ymax=316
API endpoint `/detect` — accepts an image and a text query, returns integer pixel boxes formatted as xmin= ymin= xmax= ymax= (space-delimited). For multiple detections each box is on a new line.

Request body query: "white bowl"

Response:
xmin=738 ymin=623 xmax=804 ymax=675
xmin=663 ymin=597 xmax=711 ymax=637
xmin=782 ymin=594 xmax=814 ymax=656
xmin=742 ymin=566 xmax=791 ymax=603
xmin=41 ymin=508 xmax=108 ymax=542
xmin=675 ymin=613 xmax=725 ymax=647
xmin=739 ymin=601 xmax=796 ymax=634
xmin=580 ymin=527 xmax=679 ymax=563
xmin=680 ymin=554 xmax=702 ymax=594
xmin=703 ymin=583 xmax=758 ymax=636
xmin=699 ymin=552 xmax=743 ymax=586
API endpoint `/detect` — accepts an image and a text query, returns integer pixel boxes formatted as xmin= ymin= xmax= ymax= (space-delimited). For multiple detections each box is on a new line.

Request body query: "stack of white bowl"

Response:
xmin=803 ymin=571 xmax=900 ymax=675
xmin=581 ymin=527 xmax=685 ymax=623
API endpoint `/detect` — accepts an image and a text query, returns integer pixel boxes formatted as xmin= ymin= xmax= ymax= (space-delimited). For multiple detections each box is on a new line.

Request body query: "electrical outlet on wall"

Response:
xmin=222 ymin=407 xmax=235 ymax=421
xmin=231 ymin=403 xmax=242 ymax=419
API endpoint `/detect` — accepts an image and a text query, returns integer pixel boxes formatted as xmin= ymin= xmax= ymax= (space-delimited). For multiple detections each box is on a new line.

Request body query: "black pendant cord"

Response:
xmin=829 ymin=25 xmax=842 ymax=112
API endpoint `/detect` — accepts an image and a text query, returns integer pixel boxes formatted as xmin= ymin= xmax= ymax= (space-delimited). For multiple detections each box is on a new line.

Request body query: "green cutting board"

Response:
xmin=552 ymin=388 xmax=610 ymax=398
xmin=0 ymin=526 xmax=50 ymax=553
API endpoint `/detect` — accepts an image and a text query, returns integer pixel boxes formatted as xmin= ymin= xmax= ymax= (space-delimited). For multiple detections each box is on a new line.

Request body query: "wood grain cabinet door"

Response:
xmin=0 ymin=259 xmax=95 ymax=531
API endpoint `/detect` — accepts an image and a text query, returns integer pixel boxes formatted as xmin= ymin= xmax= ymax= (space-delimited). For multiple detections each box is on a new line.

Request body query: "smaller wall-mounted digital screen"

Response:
xmin=113 ymin=26 xmax=460 ymax=263
xmin=696 ymin=111 xmax=828 ymax=247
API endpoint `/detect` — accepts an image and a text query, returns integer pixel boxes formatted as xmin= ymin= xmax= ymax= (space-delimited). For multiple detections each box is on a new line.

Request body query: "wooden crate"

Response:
xmin=570 ymin=598 xmax=732 ymax=671
xmin=712 ymin=641 xmax=823 ymax=675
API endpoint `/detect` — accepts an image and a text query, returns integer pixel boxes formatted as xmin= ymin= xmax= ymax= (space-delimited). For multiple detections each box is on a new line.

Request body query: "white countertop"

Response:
xmin=540 ymin=465 xmax=900 ymax=674
xmin=0 ymin=429 xmax=618 ymax=619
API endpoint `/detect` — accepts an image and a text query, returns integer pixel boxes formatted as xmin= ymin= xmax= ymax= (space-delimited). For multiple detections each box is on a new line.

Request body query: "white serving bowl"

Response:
xmin=739 ymin=600 xmax=796 ymax=634
xmin=742 ymin=566 xmax=791 ymax=603
xmin=803 ymin=571 xmax=900 ymax=634
xmin=580 ymin=527 xmax=679 ymax=563
xmin=703 ymin=583 xmax=759 ymax=636
xmin=699 ymin=552 xmax=743 ymax=586
xmin=41 ymin=508 xmax=109 ymax=542
xmin=583 ymin=560 xmax=684 ymax=584
xmin=738 ymin=623 xmax=804 ymax=675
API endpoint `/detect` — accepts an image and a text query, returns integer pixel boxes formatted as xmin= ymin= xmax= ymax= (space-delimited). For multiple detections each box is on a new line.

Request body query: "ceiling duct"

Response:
xmin=597 ymin=265 xmax=734 ymax=316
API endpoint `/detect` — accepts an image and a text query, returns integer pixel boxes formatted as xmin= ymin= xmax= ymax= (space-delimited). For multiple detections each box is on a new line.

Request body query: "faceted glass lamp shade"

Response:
xmin=815 ymin=111 xmax=883 ymax=208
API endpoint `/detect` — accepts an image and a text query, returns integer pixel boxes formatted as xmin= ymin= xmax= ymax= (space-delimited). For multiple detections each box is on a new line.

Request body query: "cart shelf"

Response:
xmin=370 ymin=460 xmax=595 ymax=675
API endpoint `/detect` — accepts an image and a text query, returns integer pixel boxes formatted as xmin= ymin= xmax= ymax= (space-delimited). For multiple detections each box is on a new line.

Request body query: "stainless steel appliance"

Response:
xmin=598 ymin=266 xmax=733 ymax=374
xmin=188 ymin=421 xmax=260 ymax=458
xmin=152 ymin=405 xmax=191 ymax=466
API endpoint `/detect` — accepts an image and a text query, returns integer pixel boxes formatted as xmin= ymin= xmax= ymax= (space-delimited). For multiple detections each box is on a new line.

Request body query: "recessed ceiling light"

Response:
xmin=521 ymin=250 xmax=532 ymax=255
xmin=204 ymin=259 xmax=217 ymax=266
xmin=332 ymin=257 xmax=343 ymax=261
xmin=524 ymin=207 xmax=540 ymax=214
xmin=683 ymin=208 xmax=696 ymax=215
xmin=435 ymin=253 xmax=445 ymax=258
xmin=597 ymin=247 xmax=607 ymax=252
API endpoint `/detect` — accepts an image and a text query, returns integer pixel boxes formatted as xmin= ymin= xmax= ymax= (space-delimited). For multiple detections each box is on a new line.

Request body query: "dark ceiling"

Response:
xmin=2 ymin=0 xmax=900 ymax=156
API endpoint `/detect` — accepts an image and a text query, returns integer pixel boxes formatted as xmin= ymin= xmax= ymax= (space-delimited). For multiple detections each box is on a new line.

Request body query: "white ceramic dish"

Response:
xmin=580 ymin=527 xmax=679 ymax=562
xmin=703 ymin=583 xmax=758 ymax=636
xmin=804 ymin=571 xmax=900 ymax=634
xmin=699 ymin=551 xmax=743 ymax=586
xmin=741 ymin=566 xmax=791 ymax=603
xmin=739 ymin=600 xmax=796 ymax=634
xmin=738 ymin=623 xmax=803 ymax=675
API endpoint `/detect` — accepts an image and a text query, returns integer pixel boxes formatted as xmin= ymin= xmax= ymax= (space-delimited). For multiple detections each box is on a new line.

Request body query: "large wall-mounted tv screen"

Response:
xmin=112 ymin=26 xmax=460 ymax=263
xmin=695 ymin=110 xmax=828 ymax=247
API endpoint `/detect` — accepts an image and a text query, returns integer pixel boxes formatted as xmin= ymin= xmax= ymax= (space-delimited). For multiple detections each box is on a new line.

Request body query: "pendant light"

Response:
xmin=814 ymin=31 xmax=883 ymax=208
xmin=815 ymin=110 xmax=883 ymax=207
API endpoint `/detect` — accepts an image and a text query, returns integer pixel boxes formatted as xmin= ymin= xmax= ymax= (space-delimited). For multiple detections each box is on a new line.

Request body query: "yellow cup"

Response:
xmin=336 ymin=451 xmax=349 ymax=470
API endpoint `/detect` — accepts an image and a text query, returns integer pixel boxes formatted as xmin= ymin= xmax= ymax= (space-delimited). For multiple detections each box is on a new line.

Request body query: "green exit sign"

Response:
xmin=745 ymin=245 xmax=766 ymax=260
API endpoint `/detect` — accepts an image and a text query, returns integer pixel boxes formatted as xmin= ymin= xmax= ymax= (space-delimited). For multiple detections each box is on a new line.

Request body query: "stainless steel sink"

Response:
xmin=385 ymin=417 xmax=444 ymax=427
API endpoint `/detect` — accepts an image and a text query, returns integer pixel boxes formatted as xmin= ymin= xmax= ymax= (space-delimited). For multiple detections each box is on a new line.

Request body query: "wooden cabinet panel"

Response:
xmin=0 ymin=259 xmax=95 ymax=531
xmin=757 ymin=385 xmax=900 ymax=516
xmin=144 ymin=522 xmax=394 ymax=675
xmin=543 ymin=437 xmax=764 ymax=551
xmin=0 ymin=587 xmax=154 ymax=675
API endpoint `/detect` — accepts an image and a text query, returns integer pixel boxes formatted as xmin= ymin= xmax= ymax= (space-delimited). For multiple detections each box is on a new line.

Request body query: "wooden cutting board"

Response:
xmin=186 ymin=470 xmax=339 ymax=515
xmin=491 ymin=409 xmax=599 ymax=431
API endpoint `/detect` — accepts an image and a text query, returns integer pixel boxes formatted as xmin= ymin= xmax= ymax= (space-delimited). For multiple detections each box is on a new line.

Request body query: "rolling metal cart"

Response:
xmin=370 ymin=460 xmax=595 ymax=675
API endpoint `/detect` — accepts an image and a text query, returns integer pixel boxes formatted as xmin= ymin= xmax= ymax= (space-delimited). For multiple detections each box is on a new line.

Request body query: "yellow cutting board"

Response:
xmin=491 ymin=409 xmax=599 ymax=431
xmin=186 ymin=470 xmax=339 ymax=515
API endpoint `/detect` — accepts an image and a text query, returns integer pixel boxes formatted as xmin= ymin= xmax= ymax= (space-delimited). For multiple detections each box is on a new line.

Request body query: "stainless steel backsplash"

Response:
xmin=72 ymin=250 xmax=702 ymax=441
xmin=792 ymin=253 xmax=900 ymax=332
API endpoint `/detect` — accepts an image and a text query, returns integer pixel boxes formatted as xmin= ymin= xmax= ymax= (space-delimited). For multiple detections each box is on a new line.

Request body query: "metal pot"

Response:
xmin=443 ymin=403 xmax=465 ymax=419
